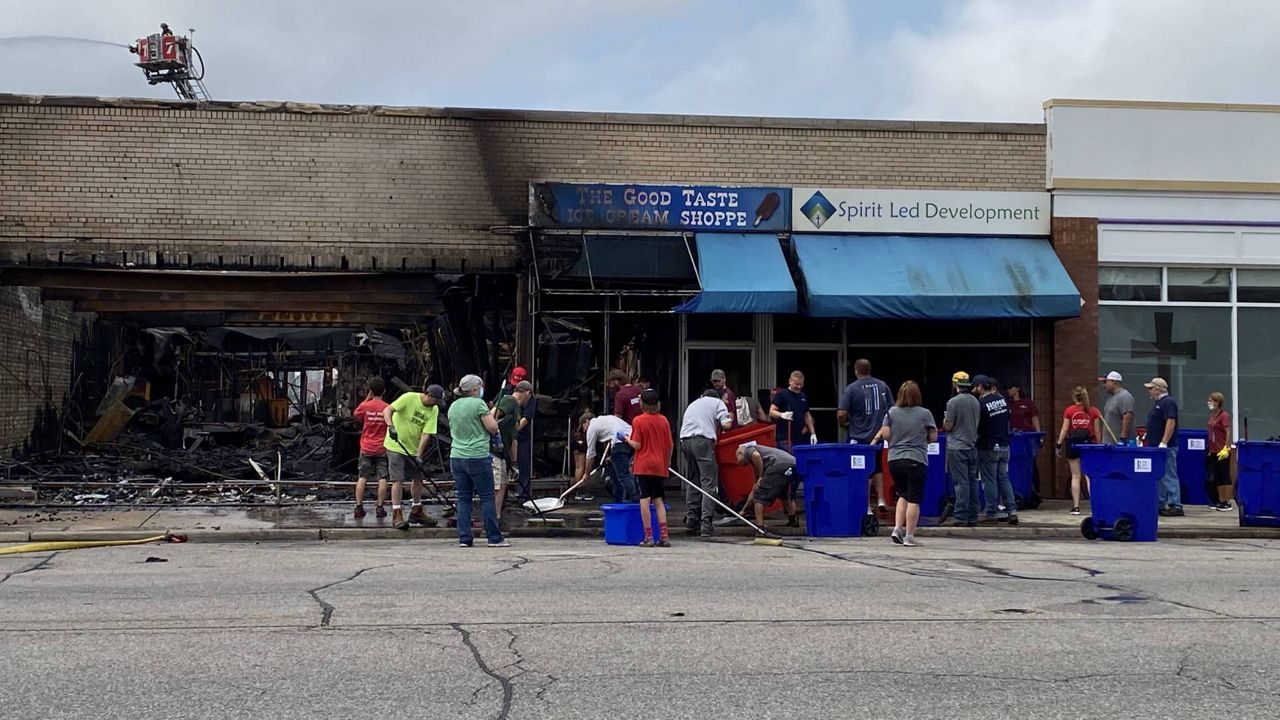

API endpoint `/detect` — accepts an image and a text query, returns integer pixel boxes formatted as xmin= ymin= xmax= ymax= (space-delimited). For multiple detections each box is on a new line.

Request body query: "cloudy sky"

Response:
xmin=1 ymin=0 xmax=1275 ymax=122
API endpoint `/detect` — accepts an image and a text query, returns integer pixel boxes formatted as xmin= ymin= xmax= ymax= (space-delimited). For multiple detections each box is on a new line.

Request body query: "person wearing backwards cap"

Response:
xmin=383 ymin=383 xmax=446 ymax=530
xmin=450 ymin=374 xmax=509 ymax=547
xmin=1101 ymin=371 xmax=1136 ymax=446
xmin=1144 ymin=377 xmax=1184 ymax=517
xmin=944 ymin=371 xmax=981 ymax=526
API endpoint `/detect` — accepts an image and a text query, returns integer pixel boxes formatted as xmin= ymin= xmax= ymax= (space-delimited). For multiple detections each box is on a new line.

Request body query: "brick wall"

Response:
xmin=0 ymin=286 xmax=90 ymax=457
xmin=0 ymin=95 xmax=1046 ymax=271
xmin=1051 ymin=217 xmax=1101 ymax=498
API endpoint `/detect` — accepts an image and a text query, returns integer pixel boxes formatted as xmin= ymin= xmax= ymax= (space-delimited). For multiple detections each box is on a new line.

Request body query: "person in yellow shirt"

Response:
xmin=383 ymin=384 xmax=444 ymax=530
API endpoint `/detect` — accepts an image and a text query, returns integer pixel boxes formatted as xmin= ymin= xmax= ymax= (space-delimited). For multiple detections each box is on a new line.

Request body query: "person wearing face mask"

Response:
xmin=1206 ymin=392 xmax=1234 ymax=512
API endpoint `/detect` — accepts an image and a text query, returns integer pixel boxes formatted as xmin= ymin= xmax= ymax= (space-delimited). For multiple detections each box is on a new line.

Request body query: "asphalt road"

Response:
xmin=3 ymin=536 xmax=1278 ymax=719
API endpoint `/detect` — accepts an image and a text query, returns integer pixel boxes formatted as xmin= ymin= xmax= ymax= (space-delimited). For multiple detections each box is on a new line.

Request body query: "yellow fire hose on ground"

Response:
xmin=0 ymin=533 xmax=186 ymax=556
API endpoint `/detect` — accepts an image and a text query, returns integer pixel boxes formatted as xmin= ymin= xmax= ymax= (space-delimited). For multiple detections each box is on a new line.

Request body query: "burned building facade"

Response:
xmin=2 ymin=94 xmax=1086 ymax=496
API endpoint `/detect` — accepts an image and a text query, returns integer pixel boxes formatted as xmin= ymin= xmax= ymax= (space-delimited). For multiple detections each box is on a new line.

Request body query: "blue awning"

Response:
xmin=794 ymin=235 xmax=1081 ymax=319
xmin=675 ymin=234 xmax=797 ymax=313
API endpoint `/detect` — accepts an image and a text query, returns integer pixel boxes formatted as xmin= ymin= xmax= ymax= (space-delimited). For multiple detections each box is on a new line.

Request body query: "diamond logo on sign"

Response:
xmin=800 ymin=191 xmax=836 ymax=229
xmin=1188 ymin=438 xmax=1206 ymax=451
xmin=851 ymin=455 xmax=866 ymax=470
xmin=1134 ymin=458 xmax=1153 ymax=473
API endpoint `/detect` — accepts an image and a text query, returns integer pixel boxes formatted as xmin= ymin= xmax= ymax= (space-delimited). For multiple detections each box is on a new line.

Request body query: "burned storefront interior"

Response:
xmin=0 ymin=267 xmax=516 ymax=506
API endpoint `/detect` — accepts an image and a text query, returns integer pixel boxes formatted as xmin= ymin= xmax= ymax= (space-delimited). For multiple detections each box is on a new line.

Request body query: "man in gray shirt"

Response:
xmin=1101 ymin=371 xmax=1135 ymax=445
xmin=838 ymin=358 xmax=893 ymax=510
xmin=943 ymin=371 xmax=981 ymax=526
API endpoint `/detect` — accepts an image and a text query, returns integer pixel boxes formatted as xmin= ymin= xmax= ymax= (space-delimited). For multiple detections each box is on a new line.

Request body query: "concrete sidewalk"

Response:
xmin=2 ymin=496 xmax=1276 ymax=543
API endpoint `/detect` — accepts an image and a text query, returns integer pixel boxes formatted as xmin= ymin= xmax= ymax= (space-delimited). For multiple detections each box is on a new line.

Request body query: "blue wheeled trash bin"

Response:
xmin=917 ymin=432 xmax=951 ymax=527
xmin=1236 ymin=441 xmax=1280 ymax=528
xmin=794 ymin=443 xmax=880 ymax=537
xmin=1177 ymin=429 xmax=1211 ymax=506
xmin=1077 ymin=444 xmax=1165 ymax=542
xmin=1009 ymin=431 xmax=1045 ymax=510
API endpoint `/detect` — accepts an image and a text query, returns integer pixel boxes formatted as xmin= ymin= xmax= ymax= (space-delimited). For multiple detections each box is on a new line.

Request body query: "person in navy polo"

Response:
xmin=769 ymin=370 xmax=816 ymax=451
xmin=1144 ymin=377 xmax=1183 ymax=517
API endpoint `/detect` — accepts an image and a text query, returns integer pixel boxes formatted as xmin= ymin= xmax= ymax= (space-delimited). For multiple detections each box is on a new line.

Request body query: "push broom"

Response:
xmin=670 ymin=466 xmax=784 ymax=546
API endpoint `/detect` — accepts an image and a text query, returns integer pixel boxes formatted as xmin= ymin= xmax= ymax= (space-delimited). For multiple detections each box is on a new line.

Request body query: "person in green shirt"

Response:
xmin=448 ymin=374 xmax=507 ymax=547
xmin=382 ymin=384 xmax=444 ymax=530
xmin=491 ymin=382 xmax=524 ymax=518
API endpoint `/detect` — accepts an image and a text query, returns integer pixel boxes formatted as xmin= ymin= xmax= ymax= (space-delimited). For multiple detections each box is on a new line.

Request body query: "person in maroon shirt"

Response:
xmin=1006 ymin=381 xmax=1040 ymax=432
xmin=711 ymin=369 xmax=739 ymax=428
xmin=612 ymin=375 xmax=649 ymax=424
xmin=1206 ymin=392 xmax=1233 ymax=511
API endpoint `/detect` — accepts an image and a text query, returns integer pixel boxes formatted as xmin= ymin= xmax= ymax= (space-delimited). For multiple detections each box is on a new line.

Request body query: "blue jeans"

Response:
xmin=948 ymin=448 xmax=980 ymax=523
xmin=450 ymin=456 xmax=504 ymax=546
xmin=979 ymin=445 xmax=1017 ymax=517
xmin=607 ymin=443 xmax=639 ymax=503
xmin=1159 ymin=445 xmax=1182 ymax=509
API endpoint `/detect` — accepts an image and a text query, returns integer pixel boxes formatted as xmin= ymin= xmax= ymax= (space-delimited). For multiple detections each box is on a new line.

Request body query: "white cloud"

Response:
xmin=891 ymin=0 xmax=1280 ymax=122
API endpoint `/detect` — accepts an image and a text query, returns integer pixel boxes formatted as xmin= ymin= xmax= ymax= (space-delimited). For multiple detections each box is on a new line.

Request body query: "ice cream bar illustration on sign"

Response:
xmin=752 ymin=192 xmax=781 ymax=227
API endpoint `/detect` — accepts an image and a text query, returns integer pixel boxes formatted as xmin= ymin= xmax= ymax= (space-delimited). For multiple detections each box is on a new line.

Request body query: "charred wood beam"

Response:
xmin=43 ymin=289 xmax=441 ymax=306
xmin=74 ymin=300 xmax=435 ymax=315
xmin=96 ymin=311 xmax=433 ymax=327
xmin=1 ymin=268 xmax=442 ymax=294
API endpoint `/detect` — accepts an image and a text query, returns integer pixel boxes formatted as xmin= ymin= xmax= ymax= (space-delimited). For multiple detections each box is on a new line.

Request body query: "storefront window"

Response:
xmin=1098 ymin=267 xmax=1161 ymax=302
xmin=1098 ymin=306 xmax=1231 ymax=434
xmin=773 ymin=317 xmax=842 ymax=344
xmin=685 ymin=314 xmax=754 ymax=342
xmin=1237 ymin=269 xmax=1280 ymax=304
xmin=1238 ymin=308 xmax=1280 ymax=440
xmin=1167 ymin=267 xmax=1230 ymax=303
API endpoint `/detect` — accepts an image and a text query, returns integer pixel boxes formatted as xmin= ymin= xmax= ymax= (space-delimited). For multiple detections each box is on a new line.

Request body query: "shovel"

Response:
xmin=523 ymin=475 xmax=589 ymax=513
xmin=524 ymin=440 xmax=614 ymax=513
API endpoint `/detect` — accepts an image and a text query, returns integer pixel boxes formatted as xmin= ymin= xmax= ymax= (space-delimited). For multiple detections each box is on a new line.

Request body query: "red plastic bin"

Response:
xmin=715 ymin=422 xmax=778 ymax=508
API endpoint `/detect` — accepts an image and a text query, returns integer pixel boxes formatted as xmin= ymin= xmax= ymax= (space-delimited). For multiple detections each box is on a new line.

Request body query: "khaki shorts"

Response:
xmin=491 ymin=456 xmax=511 ymax=491
xmin=387 ymin=452 xmax=421 ymax=483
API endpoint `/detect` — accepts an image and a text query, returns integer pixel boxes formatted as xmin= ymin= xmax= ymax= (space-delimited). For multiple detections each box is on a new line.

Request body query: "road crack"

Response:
xmin=494 ymin=556 xmax=530 ymax=575
xmin=306 ymin=565 xmax=389 ymax=628
xmin=0 ymin=552 xmax=58 ymax=586
xmin=451 ymin=623 xmax=515 ymax=720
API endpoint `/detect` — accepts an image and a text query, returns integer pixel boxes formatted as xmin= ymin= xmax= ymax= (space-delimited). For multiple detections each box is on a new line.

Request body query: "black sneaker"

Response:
xmin=1159 ymin=506 xmax=1186 ymax=517
xmin=1215 ymin=502 xmax=1234 ymax=512
xmin=1007 ymin=514 xmax=1019 ymax=526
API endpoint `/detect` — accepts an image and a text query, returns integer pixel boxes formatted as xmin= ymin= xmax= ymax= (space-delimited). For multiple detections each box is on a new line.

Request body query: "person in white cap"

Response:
xmin=1101 ymin=371 xmax=1135 ymax=446
xmin=1144 ymin=377 xmax=1183 ymax=517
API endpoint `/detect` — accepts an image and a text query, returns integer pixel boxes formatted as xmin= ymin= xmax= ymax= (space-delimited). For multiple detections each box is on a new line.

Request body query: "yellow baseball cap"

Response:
xmin=952 ymin=371 xmax=971 ymax=386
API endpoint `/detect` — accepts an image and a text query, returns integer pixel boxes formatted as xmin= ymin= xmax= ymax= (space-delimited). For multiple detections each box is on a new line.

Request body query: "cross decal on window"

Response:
xmin=1130 ymin=311 xmax=1198 ymax=382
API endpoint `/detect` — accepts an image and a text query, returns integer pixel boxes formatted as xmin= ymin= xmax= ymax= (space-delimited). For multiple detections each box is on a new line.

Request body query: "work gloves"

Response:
xmin=779 ymin=411 xmax=794 ymax=421
xmin=1217 ymin=446 xmax=1231 ymax=461
xmin=809 ymin=434 xmax=819 ymax=445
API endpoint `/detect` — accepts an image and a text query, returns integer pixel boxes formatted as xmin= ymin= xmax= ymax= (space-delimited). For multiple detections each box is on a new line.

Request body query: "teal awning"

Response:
xmin=675 ymin=234 xmax=797 ymax=313
xmin=794 ymin=235 xmax=1081 ymax=319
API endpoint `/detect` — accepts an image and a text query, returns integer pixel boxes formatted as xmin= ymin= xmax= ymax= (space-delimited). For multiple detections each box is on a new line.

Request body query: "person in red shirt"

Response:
xmin=1055 ymin=385 xmax=1102 ymax=516
xmin=612 ymin=375 xmax=649 ymax=424
xmin=1206 ymin=392 xmax=1234 ymax=511
xmin=626 ymin=388 xmax=674 ymax=546
xmin=1006 ymin=381 xmax=1040 ymax=432
xmin=352 ymin=377 xmax=390 ymax=519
